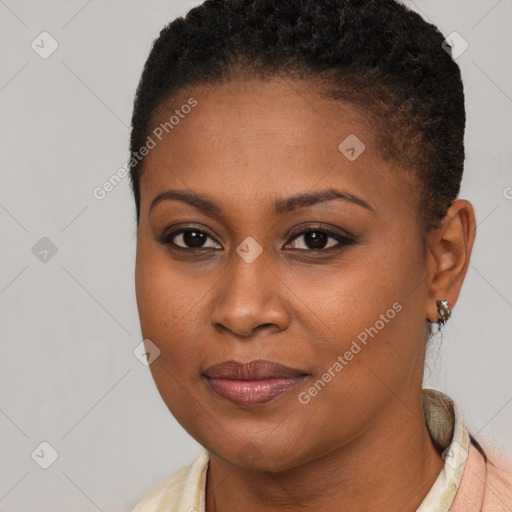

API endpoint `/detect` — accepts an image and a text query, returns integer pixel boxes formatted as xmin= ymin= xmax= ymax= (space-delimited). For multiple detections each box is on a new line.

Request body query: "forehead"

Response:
xmin=147 ymin=78 xmax=368 ymax=163
xmin=140 ymin=79 xmax=418 ymax=221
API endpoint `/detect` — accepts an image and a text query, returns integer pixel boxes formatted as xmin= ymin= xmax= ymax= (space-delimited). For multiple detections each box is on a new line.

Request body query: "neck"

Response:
xmin=205 ymin=393 xmax=444 ymax=512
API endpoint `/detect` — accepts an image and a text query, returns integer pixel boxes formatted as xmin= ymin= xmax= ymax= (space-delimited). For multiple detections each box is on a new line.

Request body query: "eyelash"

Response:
xmin=157 ymin=224 xmax=356 ymax=253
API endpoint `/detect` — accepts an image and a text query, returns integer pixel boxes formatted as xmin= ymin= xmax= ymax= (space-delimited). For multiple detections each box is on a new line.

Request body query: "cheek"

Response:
xmin=298 ymin=234 xmax=426 ymax=375
xmin=288 ymin=247 xmax=427 ymax=448
xmin=135 ymin=235 xmax=206 ymax=368
xmin=298 ymin=243 xmax=423 ymax=343
xmin=134 ymin=240 xmax=210 ymax=427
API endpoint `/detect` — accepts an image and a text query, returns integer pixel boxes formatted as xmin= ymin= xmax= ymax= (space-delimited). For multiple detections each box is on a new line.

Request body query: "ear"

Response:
xmin=425 ymin=199 xmax=476 ymax=323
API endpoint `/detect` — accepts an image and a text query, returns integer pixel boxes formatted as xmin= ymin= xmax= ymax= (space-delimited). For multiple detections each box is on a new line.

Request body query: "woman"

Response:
xmin=129 ymin=0 xmax=512 ymax=510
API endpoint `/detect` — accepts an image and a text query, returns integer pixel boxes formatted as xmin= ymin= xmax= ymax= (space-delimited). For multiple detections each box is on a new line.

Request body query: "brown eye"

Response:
xmin=285 ymin=227 xmax=355 ymax=251
xmin=159 ymin=228 xmax=221 ymax=250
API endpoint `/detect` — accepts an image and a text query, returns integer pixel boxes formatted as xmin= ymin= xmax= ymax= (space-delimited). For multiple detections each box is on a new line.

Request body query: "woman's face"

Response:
xmin=135 ymin=79 xmax=431 ymax=471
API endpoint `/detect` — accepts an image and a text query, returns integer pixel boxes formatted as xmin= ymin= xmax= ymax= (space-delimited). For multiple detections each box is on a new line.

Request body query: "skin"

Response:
xmin=134 ymin=78 xmax=476 ymax=512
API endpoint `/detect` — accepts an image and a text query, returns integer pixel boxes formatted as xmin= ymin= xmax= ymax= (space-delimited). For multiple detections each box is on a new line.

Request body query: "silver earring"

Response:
xmin=436 ymin=300 xmax=451 ymax=326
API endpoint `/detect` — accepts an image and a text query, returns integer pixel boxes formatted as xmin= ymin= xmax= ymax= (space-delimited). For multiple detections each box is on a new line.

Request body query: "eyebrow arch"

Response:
xmin=149 ymin=188 xmax=375 ymax=216
xmin=274 ymin=188 xmax=374 ymax=214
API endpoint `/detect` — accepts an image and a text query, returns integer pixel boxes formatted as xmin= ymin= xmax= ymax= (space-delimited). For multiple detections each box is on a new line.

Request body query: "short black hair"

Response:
xmin=129 ymin=0 xmax=465 ymax=232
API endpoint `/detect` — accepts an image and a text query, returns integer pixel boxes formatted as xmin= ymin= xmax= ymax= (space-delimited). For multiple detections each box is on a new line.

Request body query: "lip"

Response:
xmin=203 ymin=359 xmax=308 ymax=405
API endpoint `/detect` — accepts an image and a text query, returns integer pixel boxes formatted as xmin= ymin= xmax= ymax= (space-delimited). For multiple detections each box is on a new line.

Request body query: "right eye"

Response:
xmin=158 ymin=227 xmax=222 ymax=250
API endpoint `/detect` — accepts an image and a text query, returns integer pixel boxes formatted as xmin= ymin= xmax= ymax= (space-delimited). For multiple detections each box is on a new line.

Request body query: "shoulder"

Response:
xmin=458 ymin=436 xmax=512 ymax=511
xmin=483 ymin=456 xmax=512 ymax=510
xmin=133 ymin=450 xmax=209 ymax=512
xmin=451 ymin=436 xmax=512 ymax=511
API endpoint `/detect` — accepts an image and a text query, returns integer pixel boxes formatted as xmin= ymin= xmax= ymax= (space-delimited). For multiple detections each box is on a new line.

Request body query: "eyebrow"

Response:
xmin=149 ymin=188 xmax=375 ymax=216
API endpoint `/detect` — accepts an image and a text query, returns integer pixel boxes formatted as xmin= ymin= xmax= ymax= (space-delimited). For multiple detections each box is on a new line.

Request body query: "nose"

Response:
xmin=210 ymin=250 xmax=290 ymax=338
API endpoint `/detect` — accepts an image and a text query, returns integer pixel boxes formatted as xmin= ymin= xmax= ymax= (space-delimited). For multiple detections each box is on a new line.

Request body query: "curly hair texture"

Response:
xmin=129 ymin=0 xmax=465 ymax=232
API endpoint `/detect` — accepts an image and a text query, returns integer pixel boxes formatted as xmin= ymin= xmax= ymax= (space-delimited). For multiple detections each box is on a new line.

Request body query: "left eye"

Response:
xmin=285 ymin=228 xmax=354 ymax=251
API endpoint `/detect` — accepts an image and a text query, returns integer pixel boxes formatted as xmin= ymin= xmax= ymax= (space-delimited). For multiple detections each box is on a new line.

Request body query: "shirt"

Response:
xmin=133 ymin=388 xmax=512 ymax=511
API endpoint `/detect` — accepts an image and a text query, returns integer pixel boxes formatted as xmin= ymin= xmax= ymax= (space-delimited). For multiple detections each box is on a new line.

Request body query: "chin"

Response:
xmin=206 ymin=435 xmax=312 ymax=473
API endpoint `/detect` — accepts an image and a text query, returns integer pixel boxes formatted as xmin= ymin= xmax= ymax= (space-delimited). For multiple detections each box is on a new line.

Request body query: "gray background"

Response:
xmin=0 ymin=0 xmax=511 ymax=510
